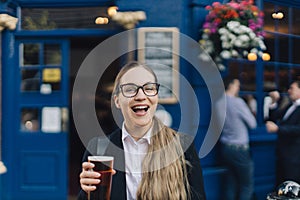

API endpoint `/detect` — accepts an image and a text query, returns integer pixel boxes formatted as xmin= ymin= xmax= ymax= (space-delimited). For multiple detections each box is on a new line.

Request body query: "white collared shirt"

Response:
xmin=283 ymin=98 xmax=300 ymax=120
xmin=122 ymin=124 xmax=151 ymax=200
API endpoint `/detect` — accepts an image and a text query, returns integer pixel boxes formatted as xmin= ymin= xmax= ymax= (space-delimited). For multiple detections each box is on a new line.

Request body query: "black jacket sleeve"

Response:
xmin=181 ymin=134 xmax=206 ymax=200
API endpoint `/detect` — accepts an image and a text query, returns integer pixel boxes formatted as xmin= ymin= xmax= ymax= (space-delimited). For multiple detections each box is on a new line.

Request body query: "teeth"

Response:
xmin=133 ymin=106 xmax=148 ymax=109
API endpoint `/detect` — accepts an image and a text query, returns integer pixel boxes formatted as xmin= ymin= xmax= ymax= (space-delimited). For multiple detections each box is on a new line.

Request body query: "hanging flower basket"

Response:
xmin=199 ymin=0 xmax=266 ymax=70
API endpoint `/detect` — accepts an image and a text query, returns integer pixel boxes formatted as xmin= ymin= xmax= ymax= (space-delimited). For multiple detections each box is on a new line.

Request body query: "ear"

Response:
xmin=114 ymin=95 xmax=120 ymax=109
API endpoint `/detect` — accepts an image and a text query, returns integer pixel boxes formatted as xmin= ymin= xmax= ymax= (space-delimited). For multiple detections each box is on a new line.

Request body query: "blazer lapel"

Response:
xmin=106 ymin=130 xmax=127 ymax=200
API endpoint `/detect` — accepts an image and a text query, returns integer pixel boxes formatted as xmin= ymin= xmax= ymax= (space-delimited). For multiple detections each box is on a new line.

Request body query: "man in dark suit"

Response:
xmin=266 ymin=81 xmax=300 ymax=186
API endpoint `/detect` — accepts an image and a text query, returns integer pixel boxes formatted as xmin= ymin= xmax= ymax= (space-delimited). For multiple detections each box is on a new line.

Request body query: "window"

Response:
xmin=20 ymin=42 xmax=62 ymax=93
xmin=226 ymin=1 xmax=300 ymax=125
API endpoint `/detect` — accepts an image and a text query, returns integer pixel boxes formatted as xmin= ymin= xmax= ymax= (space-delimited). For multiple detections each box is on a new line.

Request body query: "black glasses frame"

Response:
xmin=119 ymin=82 xmax=160 ymax=98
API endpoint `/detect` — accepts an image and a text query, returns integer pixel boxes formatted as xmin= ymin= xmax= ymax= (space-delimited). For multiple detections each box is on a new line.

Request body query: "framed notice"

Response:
xmin=138 ymin=27 xmax=179 ymax=104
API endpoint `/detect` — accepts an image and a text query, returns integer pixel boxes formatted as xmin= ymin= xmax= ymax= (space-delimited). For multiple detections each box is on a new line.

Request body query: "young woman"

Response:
xmin=78 ymin=61 xmax=206 ymax=200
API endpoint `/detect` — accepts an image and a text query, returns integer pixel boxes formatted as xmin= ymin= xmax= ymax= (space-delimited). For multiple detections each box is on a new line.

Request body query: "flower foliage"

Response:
xmin=199 ymin=0 xmax=266 ymax=70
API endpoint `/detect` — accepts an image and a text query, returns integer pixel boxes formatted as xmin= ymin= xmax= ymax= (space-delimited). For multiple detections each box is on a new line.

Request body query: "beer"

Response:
xmin=88 ymin=156 xmax=114 ymax=200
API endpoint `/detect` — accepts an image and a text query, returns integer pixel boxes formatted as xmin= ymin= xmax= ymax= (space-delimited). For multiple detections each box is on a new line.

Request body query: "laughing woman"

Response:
xmin=78 ymin=61 xmax=206 ymax=200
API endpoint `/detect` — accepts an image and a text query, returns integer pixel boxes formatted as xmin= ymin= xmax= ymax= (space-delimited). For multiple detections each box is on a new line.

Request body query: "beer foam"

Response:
xmin=88 ymin=156 xmax=114 ymax=162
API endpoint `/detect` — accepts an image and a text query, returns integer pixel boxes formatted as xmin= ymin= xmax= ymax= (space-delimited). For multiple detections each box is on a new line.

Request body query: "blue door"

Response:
xmin=2 ymin=38 xmax=69 ymax=200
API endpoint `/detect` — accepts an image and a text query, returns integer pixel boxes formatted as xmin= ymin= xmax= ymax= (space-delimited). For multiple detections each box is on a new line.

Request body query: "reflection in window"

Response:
xmin=227 ymin=60 xmax=256 ymax=91
xmin=44 ymin=44 xmax=61 ymax=66
xmin=21 ymin=69 xmax=40 ymax=91
xmin=21 ymin=108 xmax=39 ymax=132
xmin=292 ymin=7 xmax=300 ymax=35
xmin=264 ymin=64 xmax=293 ymax=92
xmin=21 ymin=43 xmax=40 ymax=66
xmin=292 ymin=38 xmax=300 ymax=64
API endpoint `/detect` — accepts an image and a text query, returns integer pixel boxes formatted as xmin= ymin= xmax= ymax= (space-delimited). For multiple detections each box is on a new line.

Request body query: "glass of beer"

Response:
xmin=88 ymin=156 xmax=114 ymax=200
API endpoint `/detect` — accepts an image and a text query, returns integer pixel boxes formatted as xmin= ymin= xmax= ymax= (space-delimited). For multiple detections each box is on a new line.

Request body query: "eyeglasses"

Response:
xmin=119 ymin=83 xmax=160 ymax=98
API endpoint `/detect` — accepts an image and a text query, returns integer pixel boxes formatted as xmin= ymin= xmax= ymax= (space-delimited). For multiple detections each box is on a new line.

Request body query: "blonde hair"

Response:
xmin=136 ymin=117 xmax=191 ymax=200
xmin=113 ymin=61 xmax=191 ymax=200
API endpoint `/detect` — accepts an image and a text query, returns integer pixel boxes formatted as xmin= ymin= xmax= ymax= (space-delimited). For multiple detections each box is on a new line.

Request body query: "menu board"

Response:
xmin=137 ymin=27 xmax=179 ymax=104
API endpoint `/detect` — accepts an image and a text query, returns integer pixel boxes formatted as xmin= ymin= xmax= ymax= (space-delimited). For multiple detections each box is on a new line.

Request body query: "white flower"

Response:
xmin=198 ymin=52 xmax=211 ymax=62
xmin=234 ymin=39 xmax=243 ymax=48
xmin=222 ymin=41 xmax=231 ymax=49
xmin=217 ymin=63 xmax=226 ymax=71
xmin=231 ymin=49 xmax=239 ymax=57
xmin=250 ymin=48 xmax=258 ymax=53
xmin=239 ymin=34 xmax=250 ymax=42
xmin=218 ymin=27 xmax=228 ymax=35
xmin=220 ymin=50 xmax=231 ymax=59
xmin=227 ymin=21 xmax=240 ymax=30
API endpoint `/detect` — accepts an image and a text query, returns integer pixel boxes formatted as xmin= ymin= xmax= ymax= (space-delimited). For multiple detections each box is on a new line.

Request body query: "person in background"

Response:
xmin=78 ymin=61 xmax=206 ymax=200
xmin=266 ymin=81 xmax=300 ymax=186
xmin=219 ymin=78 xmax=257 ymax=200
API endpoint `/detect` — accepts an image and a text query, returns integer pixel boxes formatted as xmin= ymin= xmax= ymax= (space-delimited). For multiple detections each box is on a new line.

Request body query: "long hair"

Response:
xmin=136 ymin=116 xmax=191 ymax=200
xmin=112 ymin=61 xmax=191 ymax=199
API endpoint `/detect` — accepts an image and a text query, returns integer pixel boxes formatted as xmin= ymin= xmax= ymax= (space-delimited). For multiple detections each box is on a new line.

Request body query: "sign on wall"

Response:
xmin=137 ymin=27 xmax=179 ymax=104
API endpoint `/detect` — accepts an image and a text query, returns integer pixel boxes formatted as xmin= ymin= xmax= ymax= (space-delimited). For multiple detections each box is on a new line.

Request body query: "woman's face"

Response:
xmin=114 ymin=67 xmax=159 ymax=131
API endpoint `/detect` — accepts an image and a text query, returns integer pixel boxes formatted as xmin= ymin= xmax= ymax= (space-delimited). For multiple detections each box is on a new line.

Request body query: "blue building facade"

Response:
xmin=0 ymin=0 xmax=299 ymax=199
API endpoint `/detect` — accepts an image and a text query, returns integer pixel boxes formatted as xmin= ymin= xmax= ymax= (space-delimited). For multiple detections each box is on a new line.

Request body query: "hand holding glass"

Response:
xmin=88 ymin=156 xmax=114 ymax=200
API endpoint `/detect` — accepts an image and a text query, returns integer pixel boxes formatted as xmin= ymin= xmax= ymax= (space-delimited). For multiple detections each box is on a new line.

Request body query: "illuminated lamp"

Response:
xmin=262 ymin=53 xmax=271 ymax=61
xmin=247 ymin=53 xmax=257 ymax=61
xmin=107 ymin=6 xmax=118 ymax=17
xmin=95 ymin=17 xmax=109 ymax=24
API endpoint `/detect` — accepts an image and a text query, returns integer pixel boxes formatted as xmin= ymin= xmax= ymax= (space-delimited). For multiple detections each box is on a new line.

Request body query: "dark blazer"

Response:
xmin=78 ymin=129 xmax=206 ymax=200
xmin=269 ymin=103 xmax=300 ymax=163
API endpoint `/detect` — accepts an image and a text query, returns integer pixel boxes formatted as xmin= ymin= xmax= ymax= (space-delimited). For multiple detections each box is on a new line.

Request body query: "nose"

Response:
xmin=135 ymin=87 xmax=146 ymax=99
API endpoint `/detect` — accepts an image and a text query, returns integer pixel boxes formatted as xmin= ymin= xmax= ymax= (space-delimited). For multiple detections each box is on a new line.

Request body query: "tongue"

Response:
xmin=135 ymin=109 xmax=147 ymax=116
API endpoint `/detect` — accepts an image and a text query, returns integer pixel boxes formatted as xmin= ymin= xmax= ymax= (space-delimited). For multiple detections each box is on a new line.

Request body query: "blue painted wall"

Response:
xmin=0 ymin=0 xmax=280 ymax=199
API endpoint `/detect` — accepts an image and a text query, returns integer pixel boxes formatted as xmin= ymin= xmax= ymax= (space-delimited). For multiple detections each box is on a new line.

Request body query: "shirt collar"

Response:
xmin=294 ymin=99 xmax=300 ymax=106
xmin=121 ymin=123 xmax=152 ymax=144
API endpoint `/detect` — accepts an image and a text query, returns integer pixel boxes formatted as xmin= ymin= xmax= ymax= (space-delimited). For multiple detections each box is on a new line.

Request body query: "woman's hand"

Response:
xmin=80 ymin=162 xmax=101 ymax=192
xmin=79 ymin=162 xmax=116 ymax=193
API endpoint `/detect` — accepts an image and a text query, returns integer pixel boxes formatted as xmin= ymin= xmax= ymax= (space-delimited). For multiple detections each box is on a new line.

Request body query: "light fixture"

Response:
xmin=107 ymin=6 xmax=118 ymax=17
xmin=247 ymin=53 xmax=257 ymax=61
xmin=262 ymin=53 xmax=271 ymax=61
xmin=94 ymin=6 xmax=146 ymax=29
xmin=95 ymin=17 xmax=109 ymax=25
xmin=272 ymin=12 xmax=284 ymax=19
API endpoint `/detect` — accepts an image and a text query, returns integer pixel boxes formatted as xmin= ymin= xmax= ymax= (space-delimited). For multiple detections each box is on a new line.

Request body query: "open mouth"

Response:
xmin=132 ymin=105 xmax=149 ymax=113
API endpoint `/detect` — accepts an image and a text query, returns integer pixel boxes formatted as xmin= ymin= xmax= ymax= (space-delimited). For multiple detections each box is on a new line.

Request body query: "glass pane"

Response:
xmin=277 ymin=67 xmax=290 ymax=92
xmin=21 ymin=69 xmax=40 ymax=91
xmin=290 ymin=68 xmax=300 ymax=81
xmin=264 ymin=65 xmax=276 ymax=92
xmin=239 ymin=63 xmax=256 ymax=91
xmin=292 ymin=38 xmax=300 ymax=64
xmin=44 ymin=44 xmax=61 ymax=66
xmin=276 ymin=6 xmax=289 ymax=34
xmin=21 ymin=108 xmax=39 ymax=132
xmin=21 ymin=7 xmax=119 ymax=30
xmin=263 ymin=2 xmax=275 ymax=32
xmin=264 ymin=33 xmax=275 ymax=62
xmin=21 ymin=43 xmax=40 ymax=66
xmin=227 ymin=60 xmax=256 ymax=91
xmin=42 ymin=68 xmax=61 ymax=91
xmin=292 ymin=7 xmax=300 ymax=35
xmin=278 ymin=35 xmax=289 ymax=63
xmin=264 ymin=64 xmax=291 ymax=92
xmin=41 ymin=107 xmax=68 ymax=133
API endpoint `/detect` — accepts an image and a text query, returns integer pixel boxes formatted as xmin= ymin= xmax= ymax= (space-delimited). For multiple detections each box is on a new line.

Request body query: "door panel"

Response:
xmin=2 ymin=38 xmax=69 ymax=200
